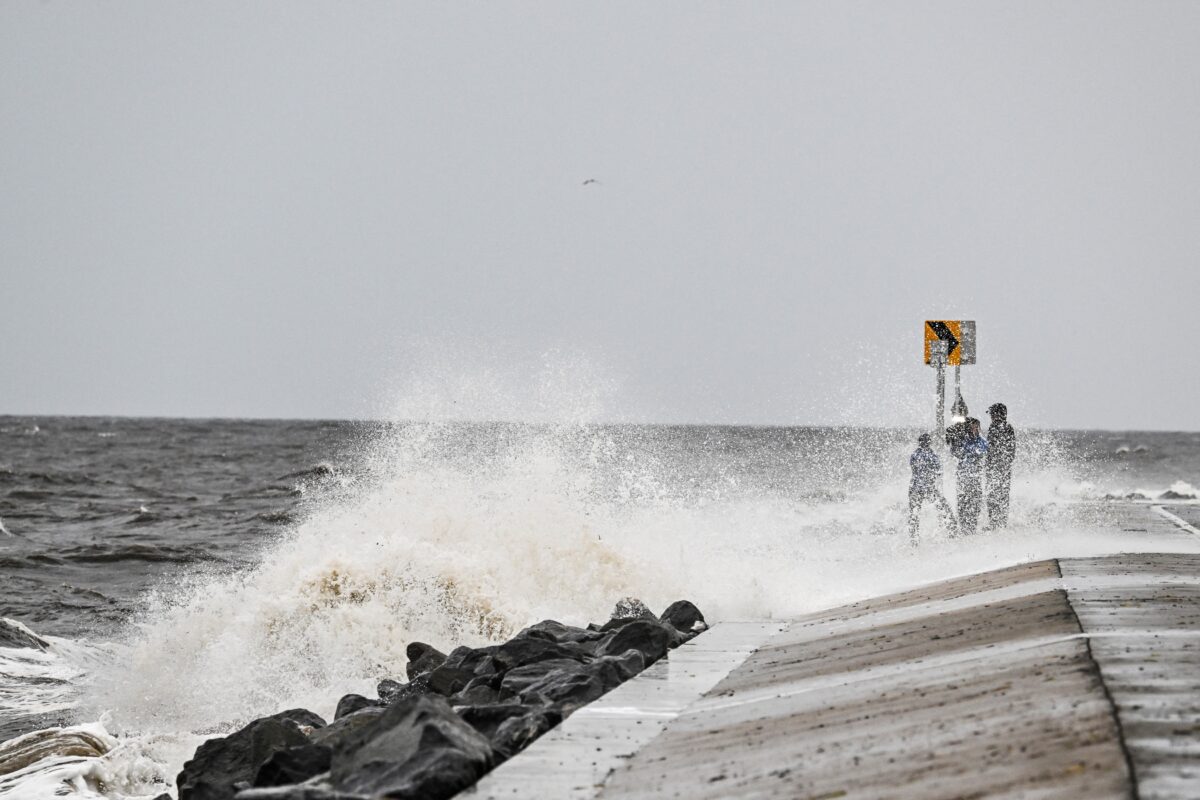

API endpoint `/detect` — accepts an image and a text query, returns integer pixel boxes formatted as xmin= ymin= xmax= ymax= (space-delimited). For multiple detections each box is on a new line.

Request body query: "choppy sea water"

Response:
xmin=1 ymin=416 xmax=1198 ymax=798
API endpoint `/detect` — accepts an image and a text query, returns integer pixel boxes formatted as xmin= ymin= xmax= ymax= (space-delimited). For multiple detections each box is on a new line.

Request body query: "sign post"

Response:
xmin=930 ymin=340 xmax=948 ymax=439
xmin=925 ymin=320 xmax=977 ymax=441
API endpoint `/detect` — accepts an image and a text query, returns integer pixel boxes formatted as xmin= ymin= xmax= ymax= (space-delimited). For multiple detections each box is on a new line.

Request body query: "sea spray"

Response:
xmin=85 ymin=418 xmax=1110 ymax=737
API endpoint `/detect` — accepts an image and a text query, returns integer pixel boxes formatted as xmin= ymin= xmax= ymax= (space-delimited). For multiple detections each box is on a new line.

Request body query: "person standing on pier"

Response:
xmin=984 ymin=403 xmax=1017 ymax=529
xmin=952 ymin=418 xmax=989 ymax=534
xmin=907 ymin=434 xmax=956 ymax=542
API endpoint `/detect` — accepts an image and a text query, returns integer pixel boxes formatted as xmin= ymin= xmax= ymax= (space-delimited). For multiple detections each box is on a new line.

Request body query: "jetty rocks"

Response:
xmin=175 ymin=598 xmax=706 ymax=800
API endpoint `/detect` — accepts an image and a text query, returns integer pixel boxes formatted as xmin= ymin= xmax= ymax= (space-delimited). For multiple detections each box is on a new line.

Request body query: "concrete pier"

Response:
xmin=469 ymin=504 xmax=1200 ymax=799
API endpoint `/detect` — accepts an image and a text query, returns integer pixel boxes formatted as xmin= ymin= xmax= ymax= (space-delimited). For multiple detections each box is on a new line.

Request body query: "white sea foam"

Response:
xmin=79 ymin=421 xmax=1191 ymax=736
xmin=0 ymin=721 xmax=185 ymax=800
xmin=0 ymin=624 xmax=98 ymax=727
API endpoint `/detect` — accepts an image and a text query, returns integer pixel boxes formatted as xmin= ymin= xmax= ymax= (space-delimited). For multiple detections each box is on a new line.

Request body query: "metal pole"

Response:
xmin=936 ymin=360 xmax=945 ymax=441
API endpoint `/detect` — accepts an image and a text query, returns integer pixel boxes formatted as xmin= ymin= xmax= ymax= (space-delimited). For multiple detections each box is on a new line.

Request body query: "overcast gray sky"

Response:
xmin=2 ymin=2 xmax=1197 ymax=429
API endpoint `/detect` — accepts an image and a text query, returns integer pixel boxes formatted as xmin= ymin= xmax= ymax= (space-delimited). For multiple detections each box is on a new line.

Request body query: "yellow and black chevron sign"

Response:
xmin=924 ymin=320 xmax=976 ymax=365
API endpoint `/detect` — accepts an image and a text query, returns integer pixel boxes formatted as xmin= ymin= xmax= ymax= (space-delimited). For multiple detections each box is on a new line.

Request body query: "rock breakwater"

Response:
xmin=170 ymin=599 xmax=707 ymax=800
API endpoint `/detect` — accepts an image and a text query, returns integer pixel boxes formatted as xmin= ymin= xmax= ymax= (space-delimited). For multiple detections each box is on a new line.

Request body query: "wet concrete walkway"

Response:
xmin=469 ymin=504 xmax=1200 ymax=799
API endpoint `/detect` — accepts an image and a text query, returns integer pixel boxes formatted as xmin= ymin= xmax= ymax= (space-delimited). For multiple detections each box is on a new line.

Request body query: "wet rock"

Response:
xmin=310 ymin=708 xmax=385 ymax=750
xmin=405 ymin=642 xmax=447 ymax=680
xmin=441 ymin=645 xmax=499 ymax=674
xmin=600 ymin=649 xmax=646 ymax=681
xmin=329 ymin=695 xmax=492 ymax=799
xmin=450 ymin=678 xmax=502 ymax=707
xmin=559 ymin=638 xmax=613 ymax=659
xmin=178 ymin=710 xmax=326 ymax=800
xmin=333 ymin=695 xmax=376 ymax=721
xmin=612 ymin=597 xmax=657 ymax=621
xmin=518 ymin=651 xmax=644 ymax=712
xmin=377 ymin=676 xmax=430 ymax=706
xmin=491 ymin=710 xmax=560 ymax=759
xmin=282 ymin=710 xmax=326 ymax=732
xmin=598 ymin=620 xmax=672 ymax=665
xmin=517 ymin=620 xmax=607 ymax=645
xmin=376 ymin=679 xmax=403 ymax=704
xmin=236 ymin=786 xmax=365 ymax=800
xmin=498 ymin=658 xmax=584 ymax=697
xmin=490 ymin=637 xmax=588 ymax=672
xmin=425 ymin=664 xmax=475 ymax=696
xmin=252 ymin=744 xmax=331 ymax=787
xmin=516 ymin=664 xmax=605 ymax=712
xmin=456 ymin=703 xmax=531 ymax=739
xmin=660 ymin=600 xmax=707 ymax=637
xmin=599 ymin=599 xmax=659 ymax=633
xmin=182 ymin=599 xmax=706 ymax=800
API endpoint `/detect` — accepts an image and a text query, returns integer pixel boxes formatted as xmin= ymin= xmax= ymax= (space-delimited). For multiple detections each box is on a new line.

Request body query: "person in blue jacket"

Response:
xmin=908 ymin=433 xmax=956 ymax=542
xmin=951 ymin=417 xmax=989 ymax=534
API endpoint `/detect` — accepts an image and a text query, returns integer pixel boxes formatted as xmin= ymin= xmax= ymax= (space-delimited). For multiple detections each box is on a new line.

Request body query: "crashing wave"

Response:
xmin=0 ymin=619 xmax=48 ymax=652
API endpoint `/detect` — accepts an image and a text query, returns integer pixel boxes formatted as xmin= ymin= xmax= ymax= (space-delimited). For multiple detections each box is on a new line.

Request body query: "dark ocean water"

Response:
xmin=1 ymin=416 xmax=1196 ymax=641
xmin=0 ymin=418 xmax=363 ymax=638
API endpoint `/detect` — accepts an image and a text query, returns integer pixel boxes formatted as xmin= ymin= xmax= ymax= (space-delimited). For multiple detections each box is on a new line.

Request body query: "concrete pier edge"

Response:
xmin=469 ymin=503 xmax=1200 ymax=799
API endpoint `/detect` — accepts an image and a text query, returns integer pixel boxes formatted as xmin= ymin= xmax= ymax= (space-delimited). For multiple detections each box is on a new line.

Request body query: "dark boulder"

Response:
xmin=611 ymin=597 xmax=657 ymax=621
xmin=598 ymin=620 xmax=672 ymax=665
xmin=181 ymin=600 xmax=707 ymax=800
xmin=490 ymin=637 xmax=588 ymax=672
xmin=333 ymin=695 xmax=376 ymax=721
xmin=310 ymin=708 xmax=384 ymax=750
xmin=235 ymin=786 xmax=365 ymax=800
xmin=516 ymin=620 xmax=606 ymax=646
xmin=376 ymin=679 xmax=403 ymax=704
xmin=449 ymin=678 xmax=502 ymax=707
xmin=518 ymin=651 xmax=644 ymax=713
xmin=659 ymin=600 xmax=707 ymax=637
xmin=328 ymin=695 xmax=492 ymax=799
xmin=177 ymin=710 xmax=325 ymax=800
xmin=378 ymin=676 xmax=430 ymax=706
xmin=597 ymin=601 xmax=664 ymax=633
xmin=251 ymin=744 xmax=331 ymax=787
xmin=497 ymin=659 xmax=584 ymax=697
xmin=275 ymin=710 xmax=326 ymax=731
xmin=455 ymin=703 xmax=530 ymax=739
xmin=515 ymin=664 xmax=604 ymax=712
xmin=597 ymin=649 xmax=646 ymax=682
xmin=557 ymin=636 xmax=614 ymax=659
xmin=440 ymin=645 xmax=498 ymax=674
xmin=491 ymin=710 xmax=559 ymax=759
xmin=468 ymin=655 xmax=501 ymax=679
xmin=405 ymin=642 xmax=447 ymax=681
xmin=425 ymin=664 xmax=475 ymax=696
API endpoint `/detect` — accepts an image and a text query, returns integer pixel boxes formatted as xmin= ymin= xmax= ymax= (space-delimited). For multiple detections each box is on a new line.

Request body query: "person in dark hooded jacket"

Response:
xmin=907 ymin=433 xmax=956 ymax=542
xmin=952 ymin=417 xmax=988 ymax=534
xmin=985 ymin=402 xmax=1017 ymax=529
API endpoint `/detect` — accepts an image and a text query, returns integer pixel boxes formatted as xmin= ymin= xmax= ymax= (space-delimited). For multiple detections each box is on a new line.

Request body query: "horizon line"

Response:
xmin=0 ymin=412 xmax=1196 ymax=436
